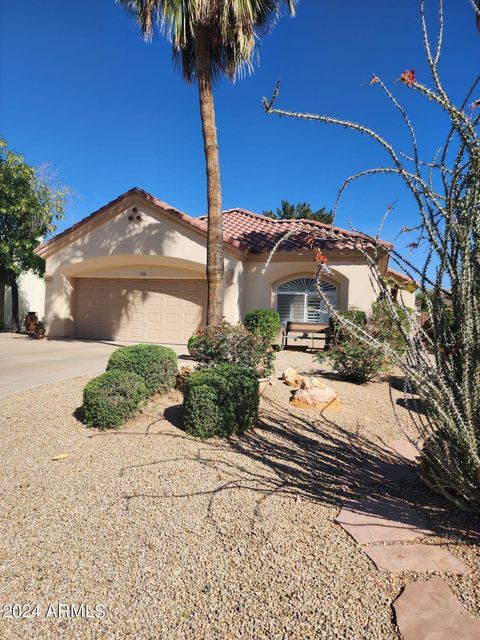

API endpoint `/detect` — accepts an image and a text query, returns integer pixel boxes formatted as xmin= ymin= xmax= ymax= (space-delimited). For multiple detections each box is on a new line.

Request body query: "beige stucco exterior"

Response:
xmin=396 ymin=288 xmax=416 ymax=310
xmin=37 ymin=192 xmax=404 ymax=343
xmin=2 ymin=271 xmax=45 ymax=329
xmin=40 ymin=194 xmax=244 ymax=338
xmin=244 ymin=253 xmax=381 ymax=316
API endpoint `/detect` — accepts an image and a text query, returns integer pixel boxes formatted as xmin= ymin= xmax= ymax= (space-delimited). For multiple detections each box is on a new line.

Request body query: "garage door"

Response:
xmin=75 ymin=278 xmax=207 ymax=344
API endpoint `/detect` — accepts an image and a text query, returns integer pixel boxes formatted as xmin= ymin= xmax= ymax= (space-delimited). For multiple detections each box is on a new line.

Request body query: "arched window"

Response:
xmin=276 ymin=277 xmax=337 ymax=325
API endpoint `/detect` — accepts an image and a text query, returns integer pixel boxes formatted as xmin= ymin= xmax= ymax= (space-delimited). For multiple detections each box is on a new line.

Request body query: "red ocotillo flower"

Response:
xmin=314 ymin=247 xmax=328 ymax=264
xmin=400 ymin=69 xmax=416 ymax=87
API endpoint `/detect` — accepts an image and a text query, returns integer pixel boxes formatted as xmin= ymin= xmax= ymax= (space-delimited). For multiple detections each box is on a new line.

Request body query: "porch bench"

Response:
xmin=282 ymin=321 xmax=330 ymax=350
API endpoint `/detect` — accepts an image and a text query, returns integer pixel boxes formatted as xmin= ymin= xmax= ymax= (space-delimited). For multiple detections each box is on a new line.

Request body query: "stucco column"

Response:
xmin=44 ymin=274 xmax=75 ymax=337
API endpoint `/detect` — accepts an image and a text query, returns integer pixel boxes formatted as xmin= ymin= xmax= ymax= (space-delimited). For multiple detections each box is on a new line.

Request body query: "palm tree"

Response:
xmin=118 ymin=0 xmax=296 ymax=325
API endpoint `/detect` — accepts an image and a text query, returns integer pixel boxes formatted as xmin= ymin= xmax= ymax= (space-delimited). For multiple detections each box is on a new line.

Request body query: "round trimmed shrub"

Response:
xmin=182 ymin=384 xmax=222 ymax=439
xmin=243 ymin=309 xmax=281 ymax=343
xmin=106 ymin=344 xmax=177 ymax=395
xmin=183 ymin=364 xmax=259 ymax=438
xmin=82 ymin=370 xmax=147 ymax=429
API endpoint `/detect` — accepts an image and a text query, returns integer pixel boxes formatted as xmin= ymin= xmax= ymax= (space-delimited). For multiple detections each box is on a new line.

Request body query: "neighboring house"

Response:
xmin=35 ymin=188 xmax=414 ymax=344
xmin=1 ymin=272 xmax=45 ymax=329
xmin=384 ymin=268 xmax=417 ymax=309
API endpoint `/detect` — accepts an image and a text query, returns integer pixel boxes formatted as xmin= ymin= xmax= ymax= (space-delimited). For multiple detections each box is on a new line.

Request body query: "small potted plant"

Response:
xmin=25 ymin=311 xmax=38 ymax=334
xmin=34 ymin=321 xmax=46 ymax=339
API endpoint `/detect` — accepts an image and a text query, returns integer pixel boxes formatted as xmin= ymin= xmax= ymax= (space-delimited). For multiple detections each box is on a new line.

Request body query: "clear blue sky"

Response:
xmin=1 ymin=0 xmax=479 ymax=260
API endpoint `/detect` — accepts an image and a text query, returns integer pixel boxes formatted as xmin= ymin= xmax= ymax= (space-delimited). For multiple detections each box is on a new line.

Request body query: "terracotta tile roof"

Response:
xmin=197 ymin=208 xmax=392 ymax=254
xmin=386 ymin=268 xmax=416 ymax=285
xmin=36 ymin=188 xmax=246 ymax=256
xmin=36 ymin=188 xmax=392 ymax=257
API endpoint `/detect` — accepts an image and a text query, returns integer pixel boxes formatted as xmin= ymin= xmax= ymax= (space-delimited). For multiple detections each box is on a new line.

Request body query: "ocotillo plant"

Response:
xmin=263 ymin=0 xmax=480 ymax=513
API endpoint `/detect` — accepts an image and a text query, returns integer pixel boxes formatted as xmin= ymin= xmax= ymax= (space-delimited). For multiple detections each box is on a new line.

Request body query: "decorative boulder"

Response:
xmin=280 ymin=366 xmax=304 ymax=388
xmin=301 ymin=376 xmax=327 ymax=390
xmin=285 ymin=375 xmax=304 ymax=388
xmin=290 ymin=386 xmax=340 ymax=410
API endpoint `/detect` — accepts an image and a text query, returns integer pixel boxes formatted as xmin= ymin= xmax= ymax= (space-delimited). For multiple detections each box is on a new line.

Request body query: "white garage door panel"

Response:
xmin=75 ymin=278 xmax=206 ymax=344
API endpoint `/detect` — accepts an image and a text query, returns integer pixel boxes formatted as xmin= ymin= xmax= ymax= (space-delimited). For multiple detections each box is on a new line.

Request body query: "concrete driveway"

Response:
xmin=0 ymin=334 xmax=188 ymax=398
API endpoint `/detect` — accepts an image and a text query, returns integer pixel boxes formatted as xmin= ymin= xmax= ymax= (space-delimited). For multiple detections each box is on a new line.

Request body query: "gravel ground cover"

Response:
xmin=0 ymin=349 xmax=478 ymax=639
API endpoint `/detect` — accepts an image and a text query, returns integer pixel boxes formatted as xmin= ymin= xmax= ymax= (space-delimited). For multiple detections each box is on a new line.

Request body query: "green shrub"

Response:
xmin=329 ymin=309 xmax=367 ymax=338
xmin=183 ymin=364 xmax=259 ymax=438
xmin=243 ymin=309 xmax=281 ymax=343
xmin=316 ymin=335 xmax=383 ymax=384
xmin=369 ymin=300 xmax=412 ymax=356
xmin=106 ymin=344 xmax=177 ymax=395
xmin=189 ymin=322 xmax=274 ymax=375
xmin=82 ymin=370 xmax=147 ymax=429
xmin=187 ymin=331 xmax=204 ymax=357
xmin=326 ymin=309 xmax=367 ymax=351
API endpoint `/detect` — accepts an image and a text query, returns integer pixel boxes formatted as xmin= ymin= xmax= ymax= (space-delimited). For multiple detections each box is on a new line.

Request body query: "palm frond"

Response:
xmin=118 ymin=0 xmax=297 ymax=82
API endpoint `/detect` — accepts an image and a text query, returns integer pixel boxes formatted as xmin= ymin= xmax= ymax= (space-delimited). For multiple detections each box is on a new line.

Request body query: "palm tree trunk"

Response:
xmin=194 ymin=27 xmax=225 ymax=327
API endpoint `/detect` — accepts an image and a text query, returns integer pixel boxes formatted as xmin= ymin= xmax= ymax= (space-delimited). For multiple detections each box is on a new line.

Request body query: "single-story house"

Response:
xmin=35 ymin=187 xmax=415 ymax=344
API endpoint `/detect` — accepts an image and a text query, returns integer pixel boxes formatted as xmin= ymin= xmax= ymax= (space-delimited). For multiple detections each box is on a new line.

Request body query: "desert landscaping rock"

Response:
xmin=0 ymin=348 xmax=478 ymax=640
xmin=280 ymin=366 xmax=298 ymax=380
xmin=300 ymin=376 xmax=326 ymax=390
xmin=393 ymin=577 xmax=480 ymax=640
xmin=336 ymin=496 xmax=433 ymax=544
xmin=290 ymin=386 xmax=339 ymax=410
xmin=364 ymin=544 xmax=471 ymax=574
xmin=284 ymin=374 xmax=304 ymax=388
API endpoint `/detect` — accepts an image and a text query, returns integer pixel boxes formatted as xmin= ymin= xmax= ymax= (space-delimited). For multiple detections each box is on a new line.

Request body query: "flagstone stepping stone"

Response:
xmin=385 ymin=439 xmax=421 ymax=462
xmin=340 ymin=439 xmax=422 ymax=487
xmin=336 ymin=496 xmax=433 ymax=544
xmin=342 ymin=459 xmax=419 ymax=486
xmin=364 ymin=544 xmax=470 ymax=574
xmin=393 ymin=577 xmax=480 ymax=639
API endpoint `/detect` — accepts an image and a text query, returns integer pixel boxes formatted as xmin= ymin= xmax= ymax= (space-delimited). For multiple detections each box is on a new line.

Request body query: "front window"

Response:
xmin=276 ymin=277 xmax=337 ymax=325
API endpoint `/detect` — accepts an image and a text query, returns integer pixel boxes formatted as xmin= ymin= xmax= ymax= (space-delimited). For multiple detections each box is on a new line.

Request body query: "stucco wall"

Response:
xmin=396 ymin=288 xmax=416 ymax=310
xmin=3 ymin=271 xmax=45 ymax=328
xmin=242 ymin=252 xmax=380 ymax=319
xmin=42 ymin=198 xmax=243 ymax=336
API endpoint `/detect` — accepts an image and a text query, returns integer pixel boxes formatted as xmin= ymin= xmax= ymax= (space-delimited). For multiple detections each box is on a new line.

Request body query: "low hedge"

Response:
xmin=183 ymin=364 xmax=259 ymax=438
xmin=82 ymin=370 xmax=147 ymax=429
xmin=243 ymin=309 xmax=281 ymax=343
xmin=106 ymin=344 xmax=177 ymax=395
